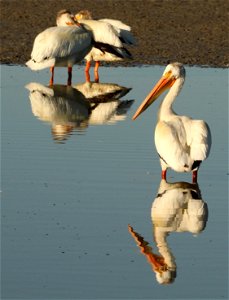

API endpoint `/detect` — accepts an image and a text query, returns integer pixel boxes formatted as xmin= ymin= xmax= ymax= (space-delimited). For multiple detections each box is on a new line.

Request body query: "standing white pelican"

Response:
xmin=26 ymin=10 xmax=94 ymax=85
xmin=74 ymin=10 xmax=134 ymax=82
xmin=132 ymin=62 xmax=211 ymax=182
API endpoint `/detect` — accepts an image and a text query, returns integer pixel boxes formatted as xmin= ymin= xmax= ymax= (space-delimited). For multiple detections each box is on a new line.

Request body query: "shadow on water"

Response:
xmin=25 ymin=80 xmax=134 ymax=143
xmin=129 ymin=179 xmax=208 ymax=285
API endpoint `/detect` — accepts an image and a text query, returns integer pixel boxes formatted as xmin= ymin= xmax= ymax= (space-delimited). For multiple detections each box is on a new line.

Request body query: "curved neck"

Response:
xmin=158 ymin=77 xmax=184 ymax=119
xmin=154 ymin=227 xmax=176 ymax=269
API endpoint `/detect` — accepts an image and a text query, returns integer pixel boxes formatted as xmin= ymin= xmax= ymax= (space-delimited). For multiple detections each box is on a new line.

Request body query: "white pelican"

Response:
xmin=129 ymin=179 xmax=208 ymax=284
xmin=74 ymin=10 xmax=134 ymax=82
xmin=26 ymin=10 xmax=94 ymax=85
xmin=132 ymin=62 xmax=211 ymax=182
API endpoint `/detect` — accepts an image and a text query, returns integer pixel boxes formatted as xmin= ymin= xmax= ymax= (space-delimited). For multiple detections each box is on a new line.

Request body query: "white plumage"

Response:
xmin=74 ymin=10 xmax=135 ymax=82
xmin=26 ymin=10 xmax=93 ymax=85
xmin=132 ymin=62 xmax=211 ymax=182
xmin=26 ymin=26 xmax=92 ymax=70
xmin=76 ymin=19 xmax=123 ymax=48
xmin=99 ymin=18 xmax=136 ymax=45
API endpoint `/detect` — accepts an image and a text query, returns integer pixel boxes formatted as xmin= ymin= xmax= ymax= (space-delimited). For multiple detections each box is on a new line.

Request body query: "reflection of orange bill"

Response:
xmin=128 ymin=224 xmax=166 ymax=273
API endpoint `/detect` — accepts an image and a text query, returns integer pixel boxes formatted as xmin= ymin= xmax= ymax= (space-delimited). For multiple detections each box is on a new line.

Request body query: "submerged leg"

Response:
xmin=49 ymin=66 xmax=54 ymax=85
xmin=67 ymin=66 xmax=72 ymax=86
xmin=161 ymin=170 xmax=167 ymax=180
xmin=192 ymin=170 xmax=198 ymax=183
xmin=94 ymin=61 xmax=100 ymax=83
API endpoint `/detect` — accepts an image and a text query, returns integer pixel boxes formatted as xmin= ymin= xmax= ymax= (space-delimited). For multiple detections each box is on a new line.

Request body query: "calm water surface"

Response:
xmin=1 ymin=65 xmax=228 ymax=299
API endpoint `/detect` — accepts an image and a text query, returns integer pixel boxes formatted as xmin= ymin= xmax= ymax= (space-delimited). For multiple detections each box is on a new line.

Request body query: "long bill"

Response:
xmin=132 ymin=71 xmax=176 ymax=120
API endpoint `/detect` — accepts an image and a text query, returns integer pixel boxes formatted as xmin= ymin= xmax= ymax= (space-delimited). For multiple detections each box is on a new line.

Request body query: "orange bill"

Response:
xmin=132 ymin=71 xmax=176 ymax=120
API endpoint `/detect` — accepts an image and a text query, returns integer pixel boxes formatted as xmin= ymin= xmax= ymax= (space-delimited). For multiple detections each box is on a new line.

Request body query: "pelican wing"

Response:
xmin=100 ymin=18 xmax=136 ymax=45
xmin=100 ymin=19 xmax=131 ymax=31
xmin=30 ymin=26 xmax=92 ymax=63
xmin=79 ymin=20 xmax=123 ymax=48
xmin=155 ymin=120 xmax=192 ymax=172
xmin=187 ymin=119 xmax=211 ymax=161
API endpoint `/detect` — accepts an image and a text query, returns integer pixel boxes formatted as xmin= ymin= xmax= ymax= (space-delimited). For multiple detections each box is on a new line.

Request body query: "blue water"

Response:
xmin=1 ymin=64 xmax=228 ymax=299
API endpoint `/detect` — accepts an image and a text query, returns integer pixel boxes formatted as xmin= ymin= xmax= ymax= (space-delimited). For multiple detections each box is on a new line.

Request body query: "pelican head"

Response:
xmin=155 ymin=269 xmax=176 ymax=285
xmin=132 ymin=62 xmax=186 ymax=120
xmin=56 ymin=9 xmax=76 ymax=26
xmin=74 ymin=10 xmax=92 ymax=21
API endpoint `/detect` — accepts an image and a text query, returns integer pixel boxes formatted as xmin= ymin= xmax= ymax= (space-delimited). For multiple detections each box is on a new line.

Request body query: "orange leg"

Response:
xmin=67 ymin=66 xmax=72 ymax=86
xmin=85 ymin=61 xmax=91 ymax=82
xmin=49 ymin=66 xmax=54 ymax=85
xmin=85 ymin=61 xmax=91 ymax=72
xmin=94 ymin=61 xmax=100 ymax=83
xmin=192 ymin=170 xmax=198 ymax=183
xmin=161 ymin=170 xmax=167 ymax=180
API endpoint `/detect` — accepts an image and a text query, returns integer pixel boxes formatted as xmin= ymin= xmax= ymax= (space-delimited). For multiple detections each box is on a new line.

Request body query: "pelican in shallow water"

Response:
xmin=26 ymin=10 xmax=94 ymax=85
xmin=132 ymin=62 xmax=211 ymax=182
xmin=74 ymin=10 xmax=134 ymax=82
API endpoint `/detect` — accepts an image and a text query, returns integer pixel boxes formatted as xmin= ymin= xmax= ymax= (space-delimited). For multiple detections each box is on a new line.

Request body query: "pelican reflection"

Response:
xmin=74 ymin=81 xmax=132 ymax=100
xmin=129 ymin=179 xmax=208 ymax=284
xmin=26 ymin=81 xmax=133 ymax=141
xmin=74 ymin=81 xmax=133 ymax=125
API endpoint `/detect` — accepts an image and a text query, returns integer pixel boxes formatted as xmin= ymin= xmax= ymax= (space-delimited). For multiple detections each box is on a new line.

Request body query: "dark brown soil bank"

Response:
xmin=1 ymin=0 xmax=228 ymax=67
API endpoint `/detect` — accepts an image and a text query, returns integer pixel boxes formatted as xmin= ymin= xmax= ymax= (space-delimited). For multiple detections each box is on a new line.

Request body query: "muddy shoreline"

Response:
xmin=1 ymin=0 xmax=228 ymax=67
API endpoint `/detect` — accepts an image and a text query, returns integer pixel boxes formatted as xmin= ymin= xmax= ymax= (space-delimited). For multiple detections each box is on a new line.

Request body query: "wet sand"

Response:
xmin=0 ymin=0 xmax=228 ymax=67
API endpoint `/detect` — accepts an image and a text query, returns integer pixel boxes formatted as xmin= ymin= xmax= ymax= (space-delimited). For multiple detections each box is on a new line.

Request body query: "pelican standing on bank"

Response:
xmin=132 ymin=62 xmax=211 ymax=182
xmin=74 ymin=10 xmax=135 ymax=82
xmin=26 ymin=10 xmax=94 ymax=85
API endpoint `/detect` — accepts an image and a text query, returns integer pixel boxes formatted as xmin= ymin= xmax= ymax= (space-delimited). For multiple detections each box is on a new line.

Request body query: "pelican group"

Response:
xmin=74 ymin=10 xmax=135 ymax=82
xmin=26 ymin=11 xmax=211 ymax=182
xmin=26 ymin=9 xmax=135 ymax=84
xmin=132 ymin=62 xmax=211 ymax=182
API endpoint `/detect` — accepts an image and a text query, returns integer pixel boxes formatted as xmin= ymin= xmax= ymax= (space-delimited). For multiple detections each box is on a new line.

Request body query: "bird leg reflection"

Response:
xmin=162 ymin=169 xmax=198 ymax=183
xmin=192 ymin=170 xmax=198 ymax=183
xmin=67 ymin=66 xmax=72 ymax=86
xmin=49 ymin=66 xmax=54 ymax=86
xmin=161 ymin=170 xmax=167 ymax=180
xmin=94 ymin=61 xmax=100 ymax=83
